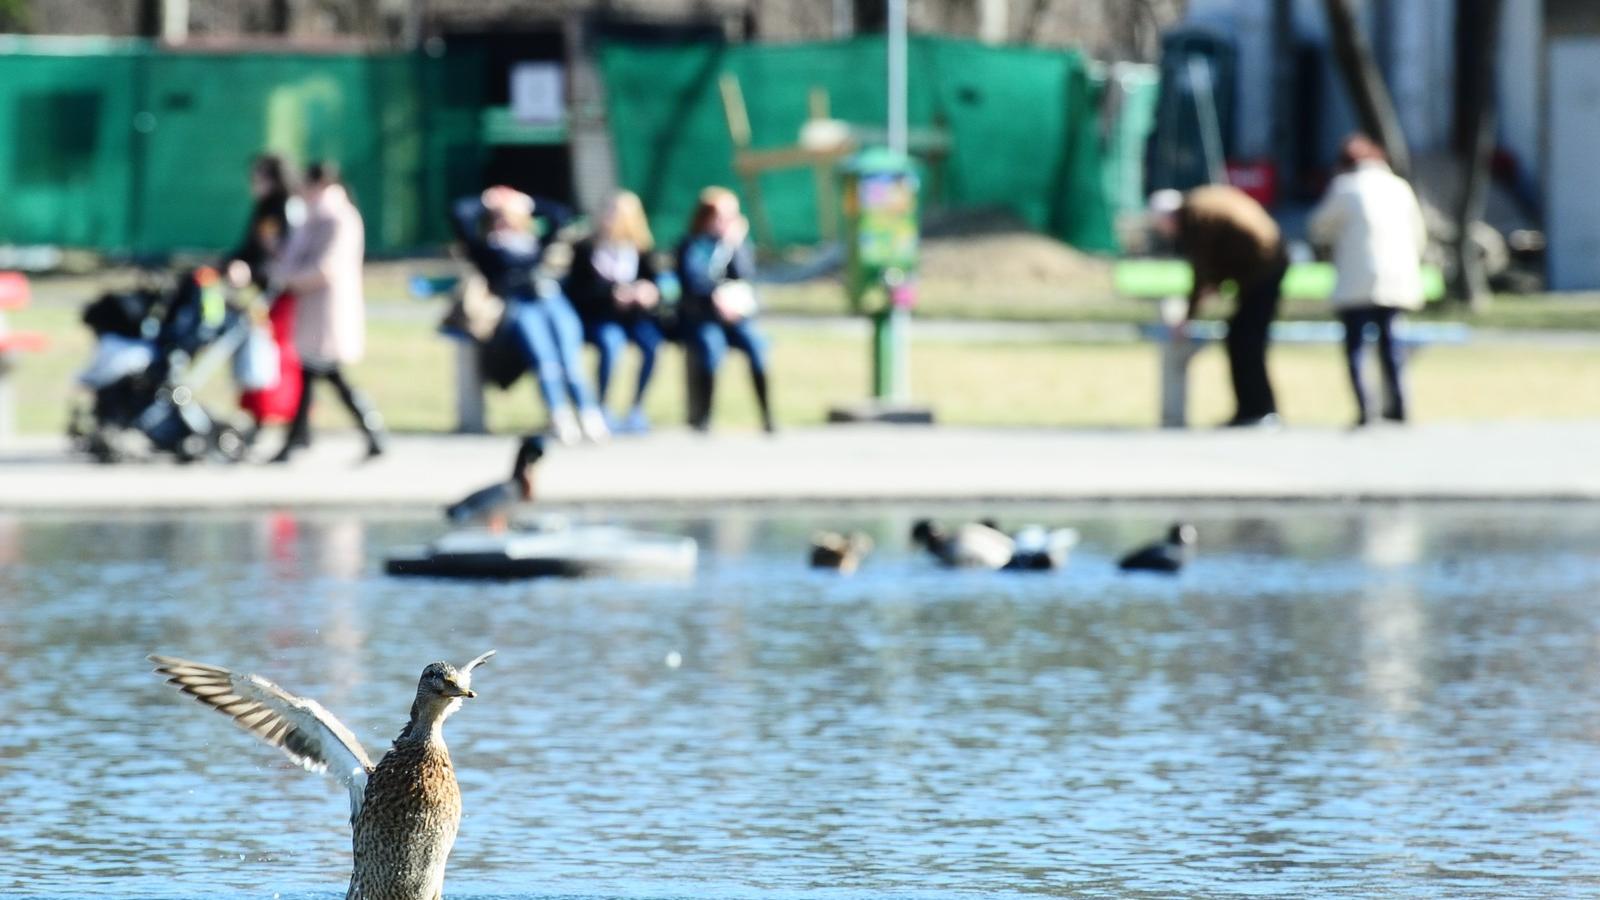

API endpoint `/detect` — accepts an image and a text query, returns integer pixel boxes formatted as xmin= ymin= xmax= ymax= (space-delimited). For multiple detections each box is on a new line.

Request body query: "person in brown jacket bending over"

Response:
xmin=1149 ymin=186 xmax=1289 ymax=428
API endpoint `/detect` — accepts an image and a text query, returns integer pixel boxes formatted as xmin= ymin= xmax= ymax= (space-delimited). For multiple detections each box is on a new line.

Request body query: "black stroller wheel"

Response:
xmin=211 ymin=424 xmax=248 ymax=463
xmin=175 ymin=432 xmax=208 ymax=464
xmin=86 ymin=432 xmax=121 ymax=465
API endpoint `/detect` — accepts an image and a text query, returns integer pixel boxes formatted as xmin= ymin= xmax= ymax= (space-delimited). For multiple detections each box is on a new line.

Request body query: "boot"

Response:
xmin=271 ymin=379 xmax=315 ymax=463
xmin=688 ymin=366 xmax=715 ymax=432
xmin=328 ymin=369 xmax=386 ymax=459
xmin=751 ymin=368 xmax=775 ymax=434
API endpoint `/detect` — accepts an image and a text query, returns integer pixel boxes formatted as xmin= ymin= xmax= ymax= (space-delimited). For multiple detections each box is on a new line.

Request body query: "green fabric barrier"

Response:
xmin=596 ymin=36 xmax=1123 ymax=253
xmin=0 ymin=38 xmax=481 ymax=255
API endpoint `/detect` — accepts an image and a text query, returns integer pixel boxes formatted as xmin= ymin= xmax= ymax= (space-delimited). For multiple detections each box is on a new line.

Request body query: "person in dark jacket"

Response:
xmin=451 ymin=187 xmax=607 ymax=444
xmin=1150 ymin=185 xmax=1289 ymax=428
xmin=226 ymin=154 xmax=305 ymax=437
xmin=675 ymin=187 xmax=773 ymax=433
xmin=565 ymin=191 xmax=664 ymax=433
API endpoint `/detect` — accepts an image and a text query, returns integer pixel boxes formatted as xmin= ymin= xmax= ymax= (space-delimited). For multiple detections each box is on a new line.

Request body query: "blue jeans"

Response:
xmin=1338 ymin=305 xmax=1406 ymax=423
xmin=685 ymin=317 xmax=773 ymax=430
xmin=506 ymin=293 xmax=597 ymax=414
xmin=687 ymin=318 xmax=769 ymax=377
xmin=584 ymin=317 xmax=664 ymax=408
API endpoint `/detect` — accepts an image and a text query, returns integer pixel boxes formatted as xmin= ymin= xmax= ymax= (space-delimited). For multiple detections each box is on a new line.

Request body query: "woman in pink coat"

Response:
xmin=268 ymin=161 xmax=386 ymax=462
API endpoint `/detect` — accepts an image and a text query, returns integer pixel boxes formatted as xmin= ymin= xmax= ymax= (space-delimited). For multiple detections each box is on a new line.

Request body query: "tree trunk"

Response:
xmin=1322 ymin=0 xmax=1410 ymax=180
xmin=1449 ymin=0 xmax=1504 ymax=309
xmin=268 ymin=0 xmax=292 ymax=34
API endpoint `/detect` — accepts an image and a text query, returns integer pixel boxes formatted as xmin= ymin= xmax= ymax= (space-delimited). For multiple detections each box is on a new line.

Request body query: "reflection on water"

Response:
xmin=3 ymin=504 xmax=1600 ymax=899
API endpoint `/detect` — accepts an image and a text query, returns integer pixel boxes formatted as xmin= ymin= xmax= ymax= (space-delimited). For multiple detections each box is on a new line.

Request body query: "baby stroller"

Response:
xmin=69 ymin=266 xmax=253 ymax=464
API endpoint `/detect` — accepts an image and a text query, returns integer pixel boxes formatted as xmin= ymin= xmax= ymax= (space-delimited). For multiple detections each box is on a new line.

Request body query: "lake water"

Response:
xmin=2 ymin=503 xmax=1600 ymax=899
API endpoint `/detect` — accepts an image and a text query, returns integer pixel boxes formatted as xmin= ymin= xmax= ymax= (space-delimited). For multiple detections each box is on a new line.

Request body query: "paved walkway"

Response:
xmin=0 ymin=422 xmax=1596 ymax=509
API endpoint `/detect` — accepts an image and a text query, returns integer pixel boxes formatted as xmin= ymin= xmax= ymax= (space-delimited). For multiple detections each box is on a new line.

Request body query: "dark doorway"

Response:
xmin=483 ymin=144 xmax=574 ymax=204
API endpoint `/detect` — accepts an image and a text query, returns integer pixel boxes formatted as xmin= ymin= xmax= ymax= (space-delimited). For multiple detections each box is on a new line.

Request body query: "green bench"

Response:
xmin=1114 ymin=259 xmax=1464 ymax=427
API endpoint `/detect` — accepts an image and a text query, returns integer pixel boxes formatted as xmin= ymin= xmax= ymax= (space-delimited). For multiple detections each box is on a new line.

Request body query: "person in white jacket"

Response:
xmin=1308 ymin=134 xmax=1428 ymax=426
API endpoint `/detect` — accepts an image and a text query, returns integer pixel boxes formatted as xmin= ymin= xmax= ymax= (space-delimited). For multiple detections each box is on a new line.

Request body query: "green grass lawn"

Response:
xmin=10 ymin=301 xmax=1600 ymax=437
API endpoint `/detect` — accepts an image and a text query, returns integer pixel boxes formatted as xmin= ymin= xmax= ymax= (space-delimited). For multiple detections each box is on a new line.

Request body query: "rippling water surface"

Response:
xmin=3 ymin=503 xmax=1600 ymax=899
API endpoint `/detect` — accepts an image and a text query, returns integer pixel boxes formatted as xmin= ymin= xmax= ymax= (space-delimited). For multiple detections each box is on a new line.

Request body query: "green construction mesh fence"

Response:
xmin=0 ymin=38 xmax=483 ymax=256
xmin=0 ymin=35 xmax=1151 ymax=258
xmin=597 ymin=35 xmax=1143 ymax=253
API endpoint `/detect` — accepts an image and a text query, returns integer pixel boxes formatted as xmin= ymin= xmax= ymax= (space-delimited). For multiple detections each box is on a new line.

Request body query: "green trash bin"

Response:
xmin=840 ymin=148 xmax=921 ymax=404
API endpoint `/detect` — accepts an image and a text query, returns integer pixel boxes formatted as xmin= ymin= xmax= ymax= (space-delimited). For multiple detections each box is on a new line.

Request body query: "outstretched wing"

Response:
xmin=149 ymin=654 xmax=375 ymax=823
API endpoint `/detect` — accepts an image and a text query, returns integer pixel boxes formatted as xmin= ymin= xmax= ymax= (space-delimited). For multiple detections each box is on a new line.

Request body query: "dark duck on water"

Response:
xmin=445 ymin=435 xmax=544 ymax=531
xmin=1118 ymin=522 xmax=1197 ymax=574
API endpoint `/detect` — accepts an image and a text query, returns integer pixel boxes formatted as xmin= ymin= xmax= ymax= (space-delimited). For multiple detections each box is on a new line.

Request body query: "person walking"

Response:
xmin=268 ymin=161 xmax=386 ymax=463
xmin=451 ymin=186 xmax=608 ymax=444
xmin=1149 ymin=185 xmax=1289 ymax=427
xmin=227 ymin=153 xmax=304 ymax=440
xmin=675 ymin=187 xmax=774 ymax=433
xmin=565 ymin=191 xmax=664 ymax=433
xmin=1309 ymin=134 xmax=1429 ymax=426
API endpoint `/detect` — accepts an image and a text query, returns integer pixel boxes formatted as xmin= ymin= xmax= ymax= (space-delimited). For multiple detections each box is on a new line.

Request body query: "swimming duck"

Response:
xmin=446 ymin=435 xmax=543 ymax=530
xmin=1002 ymin=524 xmax=1081 ymax=571
xmin=809 ymin=531 xmax=874 ymax=573
xmin=911 ymin=518 xmax=1014 ymax=569
xmin=1118 ymin=522 xmax=1196 ymax=574
xmin=150 ymin=651 xmax=495 ymax=900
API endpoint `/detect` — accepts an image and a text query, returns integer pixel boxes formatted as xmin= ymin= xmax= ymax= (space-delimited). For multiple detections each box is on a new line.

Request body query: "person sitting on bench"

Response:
xmin=451 ymin=187 xmax=608 ymax=444
xmin=565 ymin=191 xmax=664 ymax=434
xmin=674 ymin=187 xmax=774 ymax=433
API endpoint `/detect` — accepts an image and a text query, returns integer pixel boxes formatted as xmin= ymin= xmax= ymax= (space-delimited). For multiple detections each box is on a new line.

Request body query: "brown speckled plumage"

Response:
xmin=149 ymin=651 xmax=495 ymax=900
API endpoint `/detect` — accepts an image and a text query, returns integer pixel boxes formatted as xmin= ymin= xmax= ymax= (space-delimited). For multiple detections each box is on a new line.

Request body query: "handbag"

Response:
xmin=233 ymin=322 xmax=281 ymax=390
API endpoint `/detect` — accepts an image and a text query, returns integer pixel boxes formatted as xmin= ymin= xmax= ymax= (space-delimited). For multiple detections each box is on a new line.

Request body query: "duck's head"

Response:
xmin=1168 ymin=523 xmax=1197 ymax=546
xmin=411 ymin=650 xmax=495 ymax=727
xmin=513 ymin=435 xmax=546 ymax=478
xmin=910 ymin=519 xmax=943 ymax=547
xmin=418 ymin=661 xmax=477 ymax=700
xmin=846 ymin=532 xmax=874 ymax=555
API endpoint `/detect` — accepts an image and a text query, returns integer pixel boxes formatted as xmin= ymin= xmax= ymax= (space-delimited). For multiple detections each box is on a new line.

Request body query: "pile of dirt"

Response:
xmin=918 ymin=208 xmax=1113 ymax=291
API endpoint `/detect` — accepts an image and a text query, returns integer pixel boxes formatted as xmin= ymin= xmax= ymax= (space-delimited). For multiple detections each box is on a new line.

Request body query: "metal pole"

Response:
xmin=161 ymin=0 xmax=189 ymax=43
xmin=887 ymin=0 xmax=907 ymax=154
xmin=833 ymin=0 xmax=854 ymax=38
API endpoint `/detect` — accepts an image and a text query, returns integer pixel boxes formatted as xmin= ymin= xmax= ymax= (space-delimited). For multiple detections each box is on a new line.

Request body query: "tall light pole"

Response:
xmin=887 ymin=0 xmax=907 ymax=155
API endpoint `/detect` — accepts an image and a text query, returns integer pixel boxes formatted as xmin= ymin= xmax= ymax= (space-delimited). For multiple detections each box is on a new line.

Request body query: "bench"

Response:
xmin=410 ymin=273 xmax=490 ymax=434
xmin=1115 ymin=260 xmax=1464 ymax=427
xmin=0 ymin=272 xmax=49 ymax=441
xmin=412 ymin=270 xmax=699 ymax=435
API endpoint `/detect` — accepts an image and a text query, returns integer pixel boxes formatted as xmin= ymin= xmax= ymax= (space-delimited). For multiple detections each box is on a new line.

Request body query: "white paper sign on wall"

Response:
xmin=511 ymin=62 xmax=565 ymax=124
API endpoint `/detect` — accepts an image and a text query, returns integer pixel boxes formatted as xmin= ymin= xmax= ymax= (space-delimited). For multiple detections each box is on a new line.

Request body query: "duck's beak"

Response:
xmin=445 ymin=681 xmax=476 ymax=698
